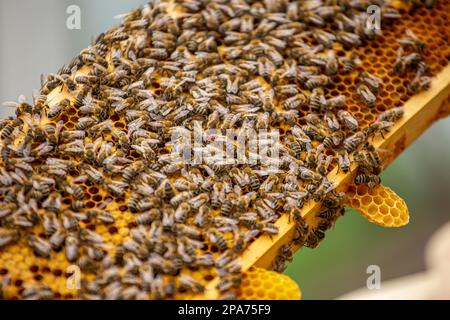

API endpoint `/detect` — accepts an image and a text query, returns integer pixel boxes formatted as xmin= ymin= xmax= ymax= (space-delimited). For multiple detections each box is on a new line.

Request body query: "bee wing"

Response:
xmin=405 ymin=28 xmax=417 ymax=40
xmin=2 ymin=101 xmax=18 ymax=108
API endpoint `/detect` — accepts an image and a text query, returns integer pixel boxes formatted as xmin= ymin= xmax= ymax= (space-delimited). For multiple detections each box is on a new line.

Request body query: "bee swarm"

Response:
xmin=0 ymin=0 xmax=449 ymax=299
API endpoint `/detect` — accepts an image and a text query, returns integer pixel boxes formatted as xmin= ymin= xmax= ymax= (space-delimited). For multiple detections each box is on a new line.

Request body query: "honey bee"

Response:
xmin=41 ymin=74 xmax=63 ymax=95
xmin=94 ymin=211 xmax=115 ymax=225
xmin=1 ymin=118 xmax=21 ymax=140
xmin=289 ymin=208 xmax=309 ymax=245
xmin=84 ymin=165 xmax=105 ymax=184
xmin=64 ymin=182 xmax=85 ymax=200
xmin=210 ymin=182 xmax=225 ymax=209
xmin=220 ymin=194 xmax=236 ymax=217
xmin=317 ymin=154 xmax=333 ymax=176
xmin=83 ymin=142 xmax=95 ymax=164
xmin=42 ymin=192 xmax=62 ymax=213
xmin=336 ymin=31 xmax=362 ymax=48
xmin=407 ymin=74 xmax=432 ymax=94
xmin=104 ymin=30 xmax=129 ymax=43
xmin=326 ymin=95 xmax=346 ymax=111
xmin=171 ymin=202 xmax=190 ymax=224
xmin=22 ymin=286 xmax=54 ymax=300
xmin=185 ymin=204 xmax=207 ymax=227
xmin=88 ymin=119 xmax=113 ymax=136
xmin=362 ymin=142 xmax=382 ymax=174
xmin=305 ymin=74 xmax=330 ymax=90
xmin=274 ymin=84 xmax=299 ymax=97
xmin=49 ymin=229 xmax=67 ymax=250
xmin=176 ymin=224 xmax=202 ymax=240
xmin=355 ymin=174 xmax=381 ymax=188
xmin=323 ymin=112 xmax=340 ymax=131
xmin=79 ymin=229 xmax=103 ymax=245
xmin=61 ymin=74 xmax=78 ymax=92
xmin=208 ymin=228 xmax=229 ymax=252
xmin=1 ymin=0 xmax=438 ymax=297
xmin=305 ymin=229 xmax=325 ymax=248
xmin=313 ymin=178 xmax=337 ymax=201
xmin=313 ymin=29 xmax=336 ymax=48
xmin=321 ymin=130 xmax=343 ymax=149
xmin=260 ymin=175 xmax=279 ymax=193
xmin=47 ymin=99 xmax=70 ymax=119
xmin=221 ymin=113 xmax=241 ymax=132
xmin=283 ymin=93 xmax=308 ymax=109
xmin=394 ymin=48 xmax=422 ymax=75
xmin=178 ymin=275 xmax=205 ymax=294
xmin=337 ymin=110 xmax=359 ymax=131
xmin=357 ymin=84 xmax=376 ymax=107
xmin=279 ymin=244 xmax=294 ymax=264
xmin=61 ymin=213 xmax=80 ymax=231
xmin=122 ymin=160 xmax=145 ymax=184
xmin=318 ymin=207 xmax=345 ymax=220
xmin=310 ymin=88 xmax=327 ymax=112
xmin=0 ymin=229 xmax=19 ymax=249
xmin=106 ymin=179 xmax=128 ymax=197
xmin=340 ymin=52 xmax=361 ymax=73
xmin=365 ymin=121 xmax=394 ymax=138
xmin=237 ymin=211 xmax=259 ymax=229
xmin=360 ymin=72 xmax=383 ymax=95
xmin=185 ymin=192 xmax=207 ymax=210
xmin=377 ymin=107 xmax=404 ymax=123
xmin=76 ymin=116 xmax=99 ymax=131
xmin=265 ymin=47 xmax=284 ymax=67
xmin=398 ymin=29 xmax=425 ymax=52
xmin=301 ymin=124 xmax=325 ymax=142
xmin=336 ymin=149 xmax=350 ymax=173
xmin=244 ymin=168 xmax=260 ymax=191
xmin=75 ymin=74 xmax=99 ymax=86
xmin=382 ymin=6 xmax=401 ymax=18
xmin=127 ymin=192 xmax=141 ymax=213
xmin=354 ymin=151 xmax=374 ymax=175
xmin=58 ymin=139 xmax=84 ymax=157
xmin=216 ymin=275 xmax=242 ymax=292
xmin=324 ymin=50 xmax=338 ymax=75
xmin=135 ymin=209 xmax=161 ymax=225
xmin=74 ymin=85 xmax=90 ymax=109
xmin=343 ymin=131 xmax=366 ymax=153
xmin=61 ymin=130 xmax=85 ymax=142
xmin=27 ymin=234 xmax=52 ymax=258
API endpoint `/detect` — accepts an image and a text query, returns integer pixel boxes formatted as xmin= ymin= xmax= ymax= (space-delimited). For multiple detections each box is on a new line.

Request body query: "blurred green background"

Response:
xmin=1 ymin=0 xmax=449 ymax=299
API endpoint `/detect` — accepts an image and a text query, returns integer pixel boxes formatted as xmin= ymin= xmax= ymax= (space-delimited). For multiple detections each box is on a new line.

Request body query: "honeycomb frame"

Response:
xmin=0 ymin=0 xmax=449 ymax=300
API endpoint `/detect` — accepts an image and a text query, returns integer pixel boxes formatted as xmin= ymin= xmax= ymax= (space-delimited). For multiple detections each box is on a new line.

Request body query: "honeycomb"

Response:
xmin=236 ymin=267 xmax=301 ymax=300
xmin=347 ymin=184 xmax=409 ymax=227
xmin=0 ymin=0 xmax=449 ymax=300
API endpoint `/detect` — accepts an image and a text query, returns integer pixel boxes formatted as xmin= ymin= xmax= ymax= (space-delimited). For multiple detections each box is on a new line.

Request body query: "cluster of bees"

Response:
xmin=402 ymin=0 xmax=437 ymax=12
xmin=0 ymin=0 xmax=433 ymax=299
xmin=395 ymin=29 xmax=433 ymax=94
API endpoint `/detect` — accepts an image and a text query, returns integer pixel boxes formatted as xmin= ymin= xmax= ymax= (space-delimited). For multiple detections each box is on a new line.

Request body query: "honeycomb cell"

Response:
xmin=386 ymin=198 xmax=395 ymax=207
xmin=362 ymin=196 xmax=372 ymax=205
xmin=347 ymin=184 xmax=409 ymax=228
